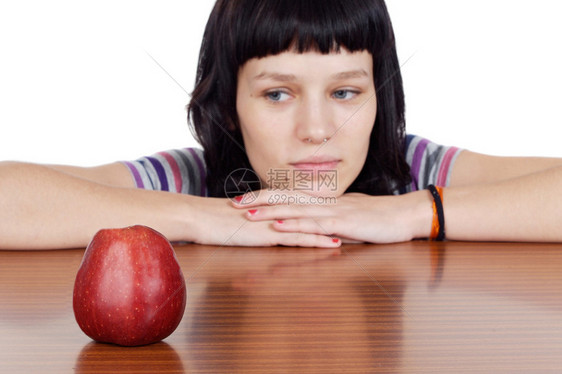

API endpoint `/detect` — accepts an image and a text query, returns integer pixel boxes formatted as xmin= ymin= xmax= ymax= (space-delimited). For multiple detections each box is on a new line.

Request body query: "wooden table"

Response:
xmin=1 ymin=241 xmax=562 ymax=373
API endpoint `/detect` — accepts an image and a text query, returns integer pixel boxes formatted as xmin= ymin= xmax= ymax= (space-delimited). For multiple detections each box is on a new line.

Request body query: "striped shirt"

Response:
xmin=401 ymin=134 xmax=462 ymax=193
xmin=122 ymin=148 xmax=207 ymax=196
xmin=122 ymin=135 xmax=462 ymax=196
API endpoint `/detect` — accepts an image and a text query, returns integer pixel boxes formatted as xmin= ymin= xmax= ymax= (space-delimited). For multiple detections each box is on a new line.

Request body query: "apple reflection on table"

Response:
xmin=75 ymin=341 xmax=185 ymax=374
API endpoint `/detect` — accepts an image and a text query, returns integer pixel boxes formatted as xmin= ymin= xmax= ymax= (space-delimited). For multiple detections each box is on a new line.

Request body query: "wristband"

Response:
xmin=427 ymin=185 xmax=445 ymax=241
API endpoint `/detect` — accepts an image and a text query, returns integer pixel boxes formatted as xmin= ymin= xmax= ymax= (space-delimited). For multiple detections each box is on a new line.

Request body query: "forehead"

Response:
xmin=239 ymin=49 xmax=374 ymax=80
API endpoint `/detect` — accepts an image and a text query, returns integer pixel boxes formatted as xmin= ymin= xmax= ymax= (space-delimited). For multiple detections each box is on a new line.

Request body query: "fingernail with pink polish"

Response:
xmin=276 ymin=220 xmax=284 ymax=224
xmin=248 ymin=209 xmax=258 ymax=216
xmin=234 ymin=195 xmax=244 ymax=203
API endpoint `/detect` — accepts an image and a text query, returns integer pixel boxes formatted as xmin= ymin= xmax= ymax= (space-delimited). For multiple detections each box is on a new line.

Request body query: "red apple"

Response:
xmin=73 ymin=225 xmax=186 ymax=346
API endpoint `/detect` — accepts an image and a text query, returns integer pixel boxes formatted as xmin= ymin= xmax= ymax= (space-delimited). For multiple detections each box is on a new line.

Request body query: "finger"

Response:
xmin=230 ymin=189 xmax=275 ymax=208
xmin=232 ymin=189 xmax=319 ymax=208
xmin=275 ymin=220 xmax=351 ymax=247
xmin=231 ymin=189 xmax=267 ymax=207
xmin=340 ymin=238 xmax=364 ymax=244
xmin=273 ymin=217 xmax=336 ymax=237
xmin=244 ymin=204 xmax=333 ymax=222
xmin=275 ymin=231 xmax=341 ymax=248
xmin=274 ymin=219 xmax=362 ymax=244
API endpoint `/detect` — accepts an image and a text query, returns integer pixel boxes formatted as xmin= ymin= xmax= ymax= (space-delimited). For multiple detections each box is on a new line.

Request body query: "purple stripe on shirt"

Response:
xmin=187 ymin=148 xmax=207 ymax=196
xmin=123 ymin=161 xmax=145 ymax=189
xmin=410 ymin=138 xmax=429 ymax=191
xmin=146 ymin=156 xmax=169 ymax=192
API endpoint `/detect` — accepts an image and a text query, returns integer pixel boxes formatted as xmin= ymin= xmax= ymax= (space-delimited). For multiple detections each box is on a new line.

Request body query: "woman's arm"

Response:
xmin=0 ymin=161 xmax=193 ymax=249
xmin=449 ymin=150 xmax=562 ymax=187
xmin=0 ymin=161 xmax=340 ymax=250
xmin=444 ymin=151 xmax=562 ymax=242
xmin=238 ymin=152 xmax=562 ymax=243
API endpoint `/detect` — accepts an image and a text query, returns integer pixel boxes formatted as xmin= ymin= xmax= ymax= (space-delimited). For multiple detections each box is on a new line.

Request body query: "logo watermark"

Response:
xmin=224 ymin=168 xmax=338 ymax=205
xmin=224 ymin=168 xmax=262 ymax=204
xmin=267 ymin=169 xmax=338 ymax=192
xmin=267 ymin=194 xmax=337 ymax=206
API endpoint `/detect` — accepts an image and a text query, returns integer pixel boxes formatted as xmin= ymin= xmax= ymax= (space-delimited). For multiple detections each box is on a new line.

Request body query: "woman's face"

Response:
xmin=236 ymin=49 xmax=377 ymax=197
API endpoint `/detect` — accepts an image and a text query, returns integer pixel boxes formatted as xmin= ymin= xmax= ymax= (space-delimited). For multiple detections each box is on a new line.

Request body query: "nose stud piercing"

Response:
xmin=305 ymin=138 xmax=329 ymax=143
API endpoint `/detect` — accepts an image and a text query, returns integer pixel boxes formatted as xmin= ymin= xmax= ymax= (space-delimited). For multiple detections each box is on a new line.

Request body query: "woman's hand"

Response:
xmin=186 ymin=196 xmax=342 ymax=248
xmin=232 ymin=190 xmax=434 ymax=244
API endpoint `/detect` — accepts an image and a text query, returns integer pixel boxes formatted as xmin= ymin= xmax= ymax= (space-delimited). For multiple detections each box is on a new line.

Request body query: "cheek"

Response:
xmin=240 ymin=118 xmax=280 ymax=157
xmin=339 ymin=100 xmax=376 ymax=181
xmin=342 ymin=100 xmax=376 ymax=147
xmin=238 ymin=114 xmax=290 ymax=181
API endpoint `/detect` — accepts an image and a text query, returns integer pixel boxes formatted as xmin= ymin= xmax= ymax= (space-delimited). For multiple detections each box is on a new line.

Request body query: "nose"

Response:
xmin=295 ymin=95 xmax=336 ymax=144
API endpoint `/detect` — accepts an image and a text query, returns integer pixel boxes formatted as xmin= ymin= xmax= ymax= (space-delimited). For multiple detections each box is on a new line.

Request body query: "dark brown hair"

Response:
xmin=188 ymin=0 xmax=410 ymax=197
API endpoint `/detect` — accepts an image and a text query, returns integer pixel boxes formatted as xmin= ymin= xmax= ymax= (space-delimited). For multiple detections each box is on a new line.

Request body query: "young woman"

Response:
xmin=0 ymin=0 xmax=560 ymax=250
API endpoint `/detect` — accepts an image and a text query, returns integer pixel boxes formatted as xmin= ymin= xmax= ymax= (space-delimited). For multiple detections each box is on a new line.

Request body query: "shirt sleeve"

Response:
xmin=121 ymin=148 xmax=207 ymax=196
xmin=403 ymin=134 xmax=463 ymax=193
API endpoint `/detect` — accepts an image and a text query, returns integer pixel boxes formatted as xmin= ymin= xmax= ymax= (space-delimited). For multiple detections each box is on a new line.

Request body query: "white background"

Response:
xmin=0 ymin=0 xmax=560 ymax=166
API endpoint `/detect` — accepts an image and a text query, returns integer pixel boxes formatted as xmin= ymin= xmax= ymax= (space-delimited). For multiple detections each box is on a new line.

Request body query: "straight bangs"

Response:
xmin=191 ymin=0 xmax=410 ymax=197
xmin=228 ymin=0 xmax=392 ymax=67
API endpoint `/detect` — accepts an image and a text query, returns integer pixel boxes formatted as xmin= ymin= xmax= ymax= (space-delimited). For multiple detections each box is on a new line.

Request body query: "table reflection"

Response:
xmin=0 ymin=250 xmax=83 ymax=323
xmin=2 ymin=241 xmax=562 ymax=373
xmin=182 ymin=245 xmax=423 ymax=372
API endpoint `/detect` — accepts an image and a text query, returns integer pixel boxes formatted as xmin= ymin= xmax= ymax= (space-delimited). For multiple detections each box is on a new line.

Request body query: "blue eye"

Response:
xmin=265 ymin=91 xmax=290 ymax=102
xmin=333 ymin=90 xmax=357 ymax=100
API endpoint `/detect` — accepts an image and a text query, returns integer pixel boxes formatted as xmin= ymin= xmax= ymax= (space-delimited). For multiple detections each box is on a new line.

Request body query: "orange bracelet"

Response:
xmin=427 ymin=185 xmax=445 ymax=241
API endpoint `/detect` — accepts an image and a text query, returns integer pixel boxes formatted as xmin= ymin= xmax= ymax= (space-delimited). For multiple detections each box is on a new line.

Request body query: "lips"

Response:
xmin=290 ymin=156 xmax=341 ymax=171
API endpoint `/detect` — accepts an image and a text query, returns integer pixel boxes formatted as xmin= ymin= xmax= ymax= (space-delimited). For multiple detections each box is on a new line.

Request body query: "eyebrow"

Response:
xmin=252 ymin=69 xmax=369 ymax=82
xmin=331 ymin=69 xmax=369 ymax=80
xmin=252 ymin=72 xmax=297 ymax=82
